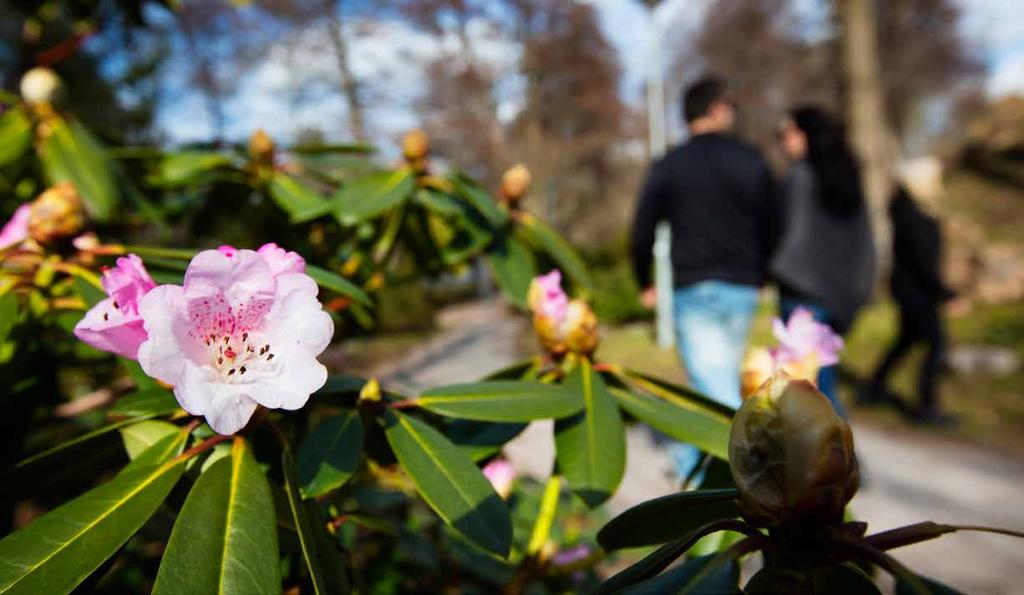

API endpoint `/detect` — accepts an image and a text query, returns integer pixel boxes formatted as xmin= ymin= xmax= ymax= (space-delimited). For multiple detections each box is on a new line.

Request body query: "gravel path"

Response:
xmin=383 ymin=298 xmax=1024 ymax=594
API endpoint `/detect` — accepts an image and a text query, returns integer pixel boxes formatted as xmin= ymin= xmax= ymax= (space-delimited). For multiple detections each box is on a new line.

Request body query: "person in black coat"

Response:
xmin=863 ymin=177 xmax=956 ymax=425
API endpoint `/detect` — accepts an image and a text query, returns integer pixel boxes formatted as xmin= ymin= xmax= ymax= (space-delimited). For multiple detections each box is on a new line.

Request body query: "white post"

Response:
xmin=645 ymin=6 xmax=674 ymax=348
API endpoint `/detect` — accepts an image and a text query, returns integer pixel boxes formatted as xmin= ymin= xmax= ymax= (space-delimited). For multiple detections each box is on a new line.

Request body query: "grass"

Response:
xmin=597 ymin=295 xmax=1024 ymax=455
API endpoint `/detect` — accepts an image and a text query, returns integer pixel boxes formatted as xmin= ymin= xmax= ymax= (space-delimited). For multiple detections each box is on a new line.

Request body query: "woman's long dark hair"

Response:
xmin=790 ymin=107 xmax=865 ymax=216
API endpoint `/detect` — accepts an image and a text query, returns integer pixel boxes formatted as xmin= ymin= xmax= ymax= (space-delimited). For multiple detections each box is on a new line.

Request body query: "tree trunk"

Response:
xmin=837 ymin=0 xmax=895 ymax=273
xmin=324 ymin=0 xmax=368 ymax=142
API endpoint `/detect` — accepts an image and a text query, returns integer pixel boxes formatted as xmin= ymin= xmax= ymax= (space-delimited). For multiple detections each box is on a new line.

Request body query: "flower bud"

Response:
xmin=249 ymin=129 xmax=275 ymax=163
xmin=20 ymin=66 xmax=62 ymax=106
xmin=499 ymin=164 xmax=531 ymax=205
xmin=482 ymin=458 xmax=516 ymax=499
xmin=402 ymin=129 xmax=429 ymax=161
xmin=28 ymin=182 xmax=85 ymax=244
xmin=741 ymin=347 xmax=775 ymax=399
xmin=729 ymin=373 xmax=858 ymax=528
xmin=563 ymin=299 xmax=599 ymax=355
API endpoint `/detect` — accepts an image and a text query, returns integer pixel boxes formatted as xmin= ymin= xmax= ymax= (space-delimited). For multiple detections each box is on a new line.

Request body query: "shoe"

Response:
xmin=907 ymin=408 xmax=959 ymax=427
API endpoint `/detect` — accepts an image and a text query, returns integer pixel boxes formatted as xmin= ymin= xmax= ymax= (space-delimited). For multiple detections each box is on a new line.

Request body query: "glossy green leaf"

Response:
xmin=597 ymin=489 xmax=739 ymax=551
xmin=334 ymin=169 xmax=415 ymax=223
xmin=119 ymin=420 xmax=180 ymax=460
xmin=593 ymin=536 xmax=697 ymax=594
xmin=554 ymin=359 xmax=625 ymax=507
xmin=297 ymin=410 xmax=364 ymax=498
xmin=269 ymin=173 xmax=330 ymax=221
xmin=486 ymin=236 xmax=536 ymax=309
xmin=451 ymin=173 xmax=506 ymax=227
xmin=446 ymin=419 xmax=528 ymax=462
xmin=39 ymin=118 xmax=118 ymax=221
xmin=0 ymin=455 xmax=185 ymax=594
xmin=619 ymin=368 xmax=734 ymax=420
xmin=414 ymin=188 xmax=463 ymax=216
xmin=157 ymin=151 xmax=233 ymax=185
xmin=515 ymin=213 xmax=592 ymax=289
xmin=0 ymin=106 xmax=32 ymax=167
xmin=383 ymin=411 xmax=512 ymax=557
xmin=153 ymin=438 xmax=280 ymax=595
xmin=122 ymin=429 xmax=189 ymax=473
xmin=611 ymin=387 xmax=730 ymax=460
xmin=305 ymin=264 xmax=371 ymax=305
xmin=109 ymin=389 xmax=179 ymax=418
xmin=418 ymin=381 xmax=582 ymax=422
xmin=623 ymin=554 xmax=739 ymax=595
xmin=282 ymin=445 xmax=350 ymax=594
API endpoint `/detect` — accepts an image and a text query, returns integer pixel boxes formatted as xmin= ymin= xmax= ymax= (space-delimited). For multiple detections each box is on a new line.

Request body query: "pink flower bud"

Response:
xmin=482 ymin=458 xmax=516 ymax=499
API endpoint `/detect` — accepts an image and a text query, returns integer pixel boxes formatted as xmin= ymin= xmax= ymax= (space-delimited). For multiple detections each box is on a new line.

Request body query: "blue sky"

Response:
xmin=155 ymin=0 xmax=1024 ymax=146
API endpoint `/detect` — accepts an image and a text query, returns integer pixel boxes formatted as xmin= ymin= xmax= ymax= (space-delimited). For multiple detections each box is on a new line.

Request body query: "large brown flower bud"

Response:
xmin=499 ymin=164 xmax=531 ymax=205
xmin=28 ymin=182 xmax=85 ymax=244
xmin=563 ymin=299 xmax=598 ymax=355
xmin=729 ymin=373 xmax=858 ymax=528
xmin=249 ymin=129 xmax=275 ymax=163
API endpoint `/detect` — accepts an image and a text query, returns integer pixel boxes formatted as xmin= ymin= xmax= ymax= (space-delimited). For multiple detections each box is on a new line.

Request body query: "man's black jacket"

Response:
xmin=631 ymin=133 xmax=779 ymax=289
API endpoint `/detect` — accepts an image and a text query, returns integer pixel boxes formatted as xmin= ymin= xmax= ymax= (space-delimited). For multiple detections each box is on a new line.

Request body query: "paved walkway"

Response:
xmin=382 ymin=298 xmax=1024 ymax=594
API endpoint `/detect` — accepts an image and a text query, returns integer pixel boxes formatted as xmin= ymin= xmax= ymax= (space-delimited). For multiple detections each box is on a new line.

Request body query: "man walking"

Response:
xmin=631 ymin=76 xmax=778 ymax=475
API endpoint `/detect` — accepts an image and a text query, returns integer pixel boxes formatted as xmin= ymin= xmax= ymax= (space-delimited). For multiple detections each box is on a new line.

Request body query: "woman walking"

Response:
xmin=771 ymin=107 xmax=875 ymax=416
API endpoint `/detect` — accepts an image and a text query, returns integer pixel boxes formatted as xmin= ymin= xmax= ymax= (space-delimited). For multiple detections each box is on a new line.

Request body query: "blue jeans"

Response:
xmin=779 ymin=299 xmax=845 ymax=418
xmin=664 ymin=280 xmax=758 ymax=478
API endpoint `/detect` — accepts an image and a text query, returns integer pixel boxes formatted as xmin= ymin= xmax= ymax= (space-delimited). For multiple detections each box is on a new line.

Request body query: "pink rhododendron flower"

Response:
xmin=528 ymin=270 xmax=569 ymax=322
xmin=771 ymin=307 xmax=843 ymax=367
xmin=219 ymin=242 xmax=305 ymax=277
xmin=73 ymin=254 xmax=156 ymax=359
xmin=0 ymin=204 xmax=30 ymax=250
xmin=137 ymin=248 xmax=332 ymax=435
xmin=482 ymin=458 xmax=516 ymax=499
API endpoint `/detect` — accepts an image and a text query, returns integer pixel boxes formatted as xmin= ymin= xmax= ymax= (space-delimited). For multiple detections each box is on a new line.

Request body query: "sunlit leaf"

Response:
xmin=555 ymin=359 xmax=625 ymax=507
xmin=39 ymin=118 xmax=118 ymax=221
xmin=109 ymin=389 xmax=179 ymax=418
xmin=451 ymin=173 xmax=506 ymax=227
xmin=486 ymin=236 xmax=536 ymax=309
xmin=418 ymin=381 xmax=581 ymax=422
xmin=297 ymin=410 xmax=364 ymax=498
xmin=156 ymin=151 xmax=233 ymax=186
xmin=611 ymin=387 xmax=729 ymax=460
xmin=383 ymin=411 xmax=512 ymax=556
xmin=305 ymin=265 xmax=371 ymax=305
xmin=153 ymin=438 xmax=280 ymax=595
xmin=334 ymin=169 xmax=415 ymax=223
xmin=119 ymin=419 xmax=180 ymax=460
xmin=0 ymin=106 xmax=32 ymax=167
xmin=269 ymin=173 xmax=330 ymax=221
xmin=515 ymin=213 xmax=592 ymax=289
xmin=0 ymin=454 xmax=184 ymax=594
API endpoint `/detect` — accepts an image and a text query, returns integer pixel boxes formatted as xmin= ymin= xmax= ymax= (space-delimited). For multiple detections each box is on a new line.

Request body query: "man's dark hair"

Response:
xmin=683 ymin=76 xmax=728 ymax=123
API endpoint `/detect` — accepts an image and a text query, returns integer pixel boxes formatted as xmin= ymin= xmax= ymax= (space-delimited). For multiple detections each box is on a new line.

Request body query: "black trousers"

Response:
xmin=868 ymin=290 xmax=946 ymax=411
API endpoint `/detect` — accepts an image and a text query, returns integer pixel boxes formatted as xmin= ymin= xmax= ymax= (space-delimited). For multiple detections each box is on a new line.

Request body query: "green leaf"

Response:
xmin=39 ymin=118 xmax=118 ymax=221
xmin=618 ymin=368 xmax=734 ymax=420
xmin=515 ymin=214 xmax=592 ymax=289
xmin=446 ymin=419 xmax=528 ymax=462
xmin=119 ymin=420 xmax=180 ymax=460
xmin=153 ymin=438 xmax=280 ymax=595
xmin=268 ymin=173 xmax=330 ymax=221
xmin=418 ymin=381 xmax=582 ymax=422
xmin=282 ymin=446 xmax=350 ymax=594
xmin=611 ymin=387 xmax=730 ymax=460
xmin=305 ymin=264 xmax=371 ymax=305
xmin=122 ymin=429 xmax=189 ymax=473
xmin=334 ymin=169 xmax=415 ymax=223
xmin=0 ymin=293 xmax=18 ymax=345
xmin=486 ymin=236 xmax=536 ymax=309
xmin=109 ymin=389 xmax=179 ymax=418
xmin=622 ymin=554 xmax=739 ymax=595
xmin=71 ymin=275 xmax=105 ymax=308
xmin=451 ymin=173 xmax=506 ymax=227
xmin=0 ymin=106 xmax=32 ymax=167
xmin=593 ymin=537 xmax=696 ymax=594
xmin=383 ymin=411 xmax=512 ymax=557
xmin=597 ymin=489 xmax=739 ymax=551
xmin=297 ymin=410 xmax=364 ymax=498
xmin=0 ymin=456 xmax=185 ymax=594
xmin=157 ymin=151 xmax=233 ymax=186
xmin=414 ymin=188 xmax=463 ymax=216
xmin=554 ymin=359 xmax=625 ymax=507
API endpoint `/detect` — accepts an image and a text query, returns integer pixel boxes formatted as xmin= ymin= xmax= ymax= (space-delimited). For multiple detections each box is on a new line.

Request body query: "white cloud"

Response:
xmin=989 ymin=50 xmax=1024 ymax=97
